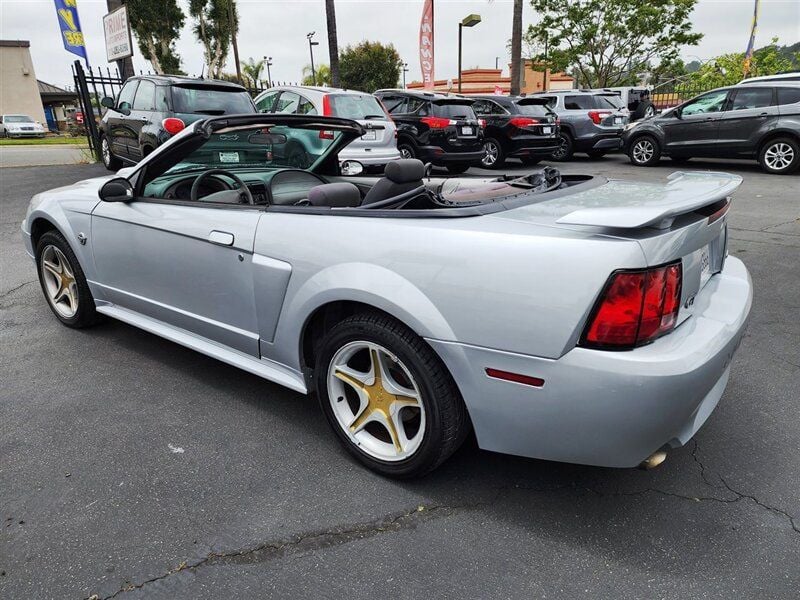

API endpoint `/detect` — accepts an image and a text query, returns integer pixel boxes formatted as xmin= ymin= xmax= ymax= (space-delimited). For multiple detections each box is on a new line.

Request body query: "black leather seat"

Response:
xmin=306 ymin=182 xmax=362 ymax=208
xmin=361 ymin=159 xmax=426 ymax=206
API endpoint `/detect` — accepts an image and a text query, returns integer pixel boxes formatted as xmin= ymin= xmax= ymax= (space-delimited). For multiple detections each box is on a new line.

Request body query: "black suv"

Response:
xmin=99 ymin=75 xmax=257 ymax=170
xmin=374 ymin=89 xmax=484 ymax=173
xmin=623 ymin=82 xmax=800 ymax=174
xmin=470 ymin=95 xmax=559 ymax=168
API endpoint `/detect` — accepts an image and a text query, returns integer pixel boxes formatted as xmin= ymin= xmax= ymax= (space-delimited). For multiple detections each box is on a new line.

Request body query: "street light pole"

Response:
xmin=457 ymin=14 xmax=481 ymax=94
xmin=264 ymin=56 xmax=273 ymax=88
xmin=307 ymin=32 xmax=319 ymax=85
xmin=402 ymin=62 xmax=409 ymax=89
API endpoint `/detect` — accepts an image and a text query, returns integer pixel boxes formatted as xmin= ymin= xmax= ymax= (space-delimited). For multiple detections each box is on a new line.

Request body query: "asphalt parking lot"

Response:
xmin=1 ymin=156 xmax=798 ymax=599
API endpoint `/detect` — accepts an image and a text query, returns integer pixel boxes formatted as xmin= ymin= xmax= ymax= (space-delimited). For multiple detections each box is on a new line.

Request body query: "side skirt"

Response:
xmin=96 ymin=304 xmax=308 ymax=394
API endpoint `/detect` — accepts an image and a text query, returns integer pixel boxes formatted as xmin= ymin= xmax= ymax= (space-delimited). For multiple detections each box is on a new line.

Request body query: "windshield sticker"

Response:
xmin=219 ymin=152 xmax=240 ymax=163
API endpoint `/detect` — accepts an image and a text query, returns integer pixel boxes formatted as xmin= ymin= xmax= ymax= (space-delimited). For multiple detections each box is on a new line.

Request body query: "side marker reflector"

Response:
xmin=485 ymin=368 xmax=544 ymax=388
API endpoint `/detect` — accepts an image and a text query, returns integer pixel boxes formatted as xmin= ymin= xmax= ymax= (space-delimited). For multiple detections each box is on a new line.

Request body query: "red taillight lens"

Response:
xmin=509 ymin=117 xmax=539 ymax=128
xmin=478 ymin=118 xmax=486 ymax=128
xmin=162 ymin=118 xmax=185 ymax=135
xmin=322 ymin=94 xmax=332 ymax=116
xmin=587 ymin=110 xmax=611 ymax=125
xmin=421 ymin=116 xmax=454 ymax=129
xmin=582 ymin=262 xmax=682 ymax=349
xmin=319 ymin=130 xmax=335 ymax=140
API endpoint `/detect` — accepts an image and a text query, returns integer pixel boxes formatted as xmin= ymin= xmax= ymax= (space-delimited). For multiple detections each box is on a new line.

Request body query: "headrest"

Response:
xmin=307 ymin=182 xmax=362 ymax=208
xmin=385 ymin=159 xmax=425 ymax=184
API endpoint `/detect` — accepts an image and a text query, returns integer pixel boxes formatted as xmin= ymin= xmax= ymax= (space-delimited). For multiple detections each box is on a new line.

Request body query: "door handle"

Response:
xmin=140 ymin=116 xmax=148 ymax=122
xmin=208 ymin=230 xmax=234 ymax=246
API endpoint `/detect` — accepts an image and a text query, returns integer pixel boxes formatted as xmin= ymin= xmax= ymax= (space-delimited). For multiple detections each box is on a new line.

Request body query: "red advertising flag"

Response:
xmin=419 ymin=0 xmax=434 ymax=90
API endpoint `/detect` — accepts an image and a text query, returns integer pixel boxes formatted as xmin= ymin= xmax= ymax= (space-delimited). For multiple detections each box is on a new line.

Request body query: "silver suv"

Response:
xmin=534 ymin=90 xmax=629 ymax=160
xmin=254 ymin=86 xmax=400 ymax=170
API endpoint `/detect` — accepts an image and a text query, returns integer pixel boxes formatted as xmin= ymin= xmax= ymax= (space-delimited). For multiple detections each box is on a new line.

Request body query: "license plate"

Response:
xmin=614 ymin=117 xmax=623 ymax=125
xmin=542 ymin=126 xmax=552 ymax=134
xmin=361 ymin=129 xmax=377 ymax=141
xmin=219 ymin=152 xmax=240 ymax=163
xmin=461 ymin=126 xmax=473 ymax=135
xmin=699 ymin=245 xmax=712 ymax=286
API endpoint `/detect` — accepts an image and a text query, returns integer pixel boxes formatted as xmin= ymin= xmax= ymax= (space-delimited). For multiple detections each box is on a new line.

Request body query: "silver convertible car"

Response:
xmin=21 ymin=114 xmax=752 ymax=477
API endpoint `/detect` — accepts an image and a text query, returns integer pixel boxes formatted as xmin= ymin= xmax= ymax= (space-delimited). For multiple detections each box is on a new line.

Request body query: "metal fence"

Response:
xmin=649 ymin=81 xmax=720 ymax=111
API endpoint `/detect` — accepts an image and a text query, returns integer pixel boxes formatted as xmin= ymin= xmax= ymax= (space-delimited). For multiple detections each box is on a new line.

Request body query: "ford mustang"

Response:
xmin=21 ymin=114 xmax=752 ymax=477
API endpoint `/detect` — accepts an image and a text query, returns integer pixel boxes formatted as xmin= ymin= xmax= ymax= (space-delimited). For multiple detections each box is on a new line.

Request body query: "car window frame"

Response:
xmin=728 ymin=87 xmax=776 ymax=111
xmin=274 ymin=91 xmax=301 ymax=114
xmin=116 ymin=79 xmax=139 ymax=111
xmin=256 ymin=90 xmax=280 ymax=112
xmin=776 ymin=86 xmax=800 ymax=106
xmin=132 ymin=79 xmax=157 ymax=111
xmin=680 ymin=89 xmax=731 ymax=116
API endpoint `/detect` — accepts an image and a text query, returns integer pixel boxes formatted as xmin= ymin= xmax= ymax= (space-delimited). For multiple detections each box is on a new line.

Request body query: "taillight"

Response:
xmin=319 ymin=130 xmax=335 ymax=140
xmin=509 ymin=117 xmax=539 ymax=128
xmin=421 ymin=116 xmax=454 ymax=129
xmin=322 ymin=94 xmax=332 ymax=116
xmin=582 ymin=262 xmax=682 ymax=349
xmin=162 ymin=118 xmax=185 ymax=135
xmin=478 ymin=118 xmax=486 ymax=128
xmin=587 ymin=110 xmax=611 ymax=125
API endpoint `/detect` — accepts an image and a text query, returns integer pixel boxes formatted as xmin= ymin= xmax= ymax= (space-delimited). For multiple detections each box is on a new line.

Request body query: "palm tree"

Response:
xmin=325 ymin=0 xmax=340 ymax=87
xmin=510 ymin=0 xmax=523 ymax=95
xmin=302 ymin=63 xmax=332 ymax=86
xmin=241 ymin=56 xmax=265 ymax=88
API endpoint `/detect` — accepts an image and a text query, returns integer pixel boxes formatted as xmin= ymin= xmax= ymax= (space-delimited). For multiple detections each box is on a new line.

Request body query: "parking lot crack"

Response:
xmin=718 ymin=476 xmax=799 ymax=534
xmin=93 ymin=502 xmax=474 ymax=599
xmin=0 ymin=280 xmax=35 ymax=301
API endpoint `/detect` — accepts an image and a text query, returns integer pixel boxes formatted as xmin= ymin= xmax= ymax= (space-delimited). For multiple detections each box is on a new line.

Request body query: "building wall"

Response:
xmin=409 ymin=63 xmax=575 ymax=96
xmin=0 ymin=41 xmax=48 ymax=125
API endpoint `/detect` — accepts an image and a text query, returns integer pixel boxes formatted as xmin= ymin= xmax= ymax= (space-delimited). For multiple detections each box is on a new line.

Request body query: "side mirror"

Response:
xmin=100 ymin=96 xmax=115 ymax=109
xmin=118 ymin=101 xmax=131 ymax=116
xmin=99 ymin=177 xmax=134 ymax=202
xmin=674 ymin=108 xmax=683 ymax=119
xmin=340 ymin=160 xmax=364 ymax=176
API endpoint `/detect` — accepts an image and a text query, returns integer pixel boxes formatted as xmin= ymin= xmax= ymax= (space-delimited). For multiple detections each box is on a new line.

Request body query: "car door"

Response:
xmin=715 ymin=87 xmax=777 ymax=156
xmin=127 ymin=79 xmax=157 ymax=161
xmin=662 ymin=89 xmax=730 ymax=155
xmin=108 ymin=80 xmax=139 ymax=158
xmin=91 ymin=192 xmax=263 ymax=357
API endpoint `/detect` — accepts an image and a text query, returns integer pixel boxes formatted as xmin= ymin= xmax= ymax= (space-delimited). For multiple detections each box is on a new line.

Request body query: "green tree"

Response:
xmin=189 ymin=0 xmax=238 ymax=78
xmin=126 ymin=0 xmax=185 ymax=74
xmin=339 ymin=41 xmax=401 ymax=93
xmin=525 ymin=0 xmax=702 ymax=88
xmin=241 ymin=57 xmax=265 ymax=87
xmin=301 ymin=63 xmax=332 ymax=86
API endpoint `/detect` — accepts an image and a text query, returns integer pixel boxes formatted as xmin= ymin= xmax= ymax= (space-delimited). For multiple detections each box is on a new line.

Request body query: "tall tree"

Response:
xmin=525 ymin=0 xmax=702 ymax=88
xmin=325 ymin=0 xmax=340 ymax=87
xmin=339 ymin=41 xmax=401 ymax=93
xmin=301 ymin=63 xmax=332 ymax=86
xmin=189 ymin=0 xmax=237 ymax=78
xmin=126 ymin=0 xmax=185 ymax=75
xmin=509 ymin=0 xmax=523 ymax=95
xmin=241 ymin=57 xmax=265 ymax=87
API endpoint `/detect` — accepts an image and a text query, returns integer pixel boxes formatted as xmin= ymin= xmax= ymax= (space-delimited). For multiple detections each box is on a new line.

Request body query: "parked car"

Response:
xmin=589 ymin=87 xmax=655 ymax=121
xmin=623 ymin=82 xmax=800 ymax=174
xmin=374 ymin=89 xmax=484 ymax=173
xmin=0 ymin=114 xmax=46 ymax=138
xmin=253 ymin=86 xmax=400 ymax=171
xmin=22 ymin=113 xmax=752 ymax=477
xmin=98 ymin=75 xmax=257 ymax=170
xmin=738 ymin=71 xmax=800 ymax=84
xmin=533 ymin=90 xmax=629 ymax=160
xmin=469 ymin=95 xmax=560 ymax=168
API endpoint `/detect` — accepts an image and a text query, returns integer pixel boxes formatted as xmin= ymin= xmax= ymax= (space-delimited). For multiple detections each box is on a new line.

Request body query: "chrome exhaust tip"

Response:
xmin=639 ymin=450 xmax=668 ymax=470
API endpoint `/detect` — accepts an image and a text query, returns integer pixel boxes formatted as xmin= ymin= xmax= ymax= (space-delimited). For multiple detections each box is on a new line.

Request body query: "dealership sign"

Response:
xmin=54 ymin=0 xmax=89 ymax=66
xmin=419 ymin=0 xmax=434 ymax=90
xmin=103 ymin=5 xmax=133 ymax=62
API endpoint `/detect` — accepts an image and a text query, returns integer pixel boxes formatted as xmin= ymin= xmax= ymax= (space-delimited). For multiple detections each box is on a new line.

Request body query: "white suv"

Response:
xmin=254 ymin=86 xmax=400 ymax=170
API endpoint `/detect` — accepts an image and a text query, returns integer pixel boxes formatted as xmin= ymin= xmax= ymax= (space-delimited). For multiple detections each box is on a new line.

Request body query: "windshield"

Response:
xmin=172 ymin=86 xmax=255 ymax=116
xmin=433 ymin=103 xmax=476 ymax=119
xmin=158 ymin=124 xmax=345 ymax=177
xmin=4 ymin=115 xmax=34 ymax=123
xmin=327 ymin=94 xmax=386 ymax=120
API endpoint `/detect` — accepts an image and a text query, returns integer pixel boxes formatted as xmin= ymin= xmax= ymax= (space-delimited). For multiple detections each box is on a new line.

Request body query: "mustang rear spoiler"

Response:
xmin=556 ymin=172 xmax=742 ymax=229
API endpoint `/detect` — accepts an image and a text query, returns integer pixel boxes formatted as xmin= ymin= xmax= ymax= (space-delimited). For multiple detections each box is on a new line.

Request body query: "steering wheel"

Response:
xmin=190 ymin=169 xmax=254 ymax=204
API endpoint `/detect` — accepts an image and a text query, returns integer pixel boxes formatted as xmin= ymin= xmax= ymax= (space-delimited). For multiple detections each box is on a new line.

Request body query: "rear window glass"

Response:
xmin=776 ymin=87 xmax=800 ymax=105
xmin=328 ymin=94 xmax=386 ymax=119
xmin=596 ymin=94 xmax=624 ymax=109
xmin=515 ymin=102 xmax=551 ymax=117
xmin=171 ymin=86 xmax=255 ymax=115
xmin=433 ymin=103 xmax=476 ymax=119
xmin=564 ymin=94 xmax=621 ymax=110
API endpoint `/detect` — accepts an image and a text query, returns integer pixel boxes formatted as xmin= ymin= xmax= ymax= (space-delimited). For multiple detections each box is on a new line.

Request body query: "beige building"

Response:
xmin=0 ymin=40 xmax=48 ymax=125
xmin=409 ymin=61 xmax=575 ymax=96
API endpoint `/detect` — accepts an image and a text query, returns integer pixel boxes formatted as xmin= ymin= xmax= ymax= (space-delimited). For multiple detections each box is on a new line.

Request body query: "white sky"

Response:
xmin=0 ymin=0 xmax=798 ymax=89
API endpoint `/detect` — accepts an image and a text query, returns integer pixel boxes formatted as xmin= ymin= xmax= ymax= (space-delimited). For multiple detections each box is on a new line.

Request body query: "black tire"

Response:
xmin=632 ymin=100 xmax=655 ymax=121
xmin=520 ymin=156 xmax=541 ymax=166
xmin=758 ymin=137 xmax=800 ymax=174
xmin=586 ymin=150 xmax=607 ymax=159
xmin=480 ymin=137 xmax=505 ymax=169
xmin=446 ymin=163 xmax=471 ymax=174
xmin=100 ymin=135 xmax=122 ymax=171
xmin=398 ymin=140 xmax=416 ymax=160
xmin=550 ymin=132 xmax=574 ymax=161
xmin=35 ymin=230 xmax=100 ymax=328
xmin=315 ymin=311 xmax=470 ymax=478
xmin=628 ymin=134 xmax=661 ymax=167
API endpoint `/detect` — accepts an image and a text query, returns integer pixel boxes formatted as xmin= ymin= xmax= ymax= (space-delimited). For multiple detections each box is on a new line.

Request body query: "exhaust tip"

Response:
xmin=639 ymin=450 xmax=668 ymax=470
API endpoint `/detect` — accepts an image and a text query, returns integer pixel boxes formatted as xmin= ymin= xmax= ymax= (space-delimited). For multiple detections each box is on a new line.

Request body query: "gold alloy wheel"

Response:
xmin=327 ymin=341 xmax=426 ymax=461
xmin=40 ymin=245 xmax=79 ymax=318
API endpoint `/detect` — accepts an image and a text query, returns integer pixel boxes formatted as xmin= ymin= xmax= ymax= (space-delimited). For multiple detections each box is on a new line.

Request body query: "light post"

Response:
xmin=307 ymin=32 xmax=319 ymax=85
xmin=263 ymin=56 xmax=273 ymax=88
xmin=458 ymin=14 xmax=481 ymax=93
xmin=402 ymin=62 xmax=409 ymax=89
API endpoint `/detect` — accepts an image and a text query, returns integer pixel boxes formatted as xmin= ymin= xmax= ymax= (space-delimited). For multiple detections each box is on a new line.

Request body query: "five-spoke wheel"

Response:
xmin=759 ymin=138 xmax=799 ymax=174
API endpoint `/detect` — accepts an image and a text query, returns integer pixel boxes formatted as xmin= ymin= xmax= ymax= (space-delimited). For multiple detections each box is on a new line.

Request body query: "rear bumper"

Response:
xmin=506 ymin=136 xmax=560 ymax=157
xmin=417 ymin=146 xmax=485 ymax=165
xmin=427 ymin=256 xmax=752 ymax=468
xmin=575 ymin=132 xmax=623 ymax=151
xmin=339 ymin=147 xmax=401 ymax=166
